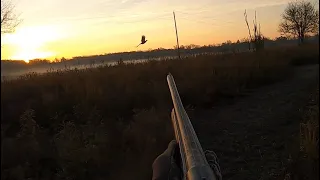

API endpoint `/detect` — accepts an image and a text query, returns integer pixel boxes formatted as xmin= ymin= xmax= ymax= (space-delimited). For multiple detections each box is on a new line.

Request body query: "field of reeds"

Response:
xmin=1 ymin=44 xmax=319 ymax=180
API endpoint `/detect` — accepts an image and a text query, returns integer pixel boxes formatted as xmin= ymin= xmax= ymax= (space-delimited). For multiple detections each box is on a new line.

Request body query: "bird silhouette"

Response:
xmin=136 ymin=35 xmax=148 ymax=47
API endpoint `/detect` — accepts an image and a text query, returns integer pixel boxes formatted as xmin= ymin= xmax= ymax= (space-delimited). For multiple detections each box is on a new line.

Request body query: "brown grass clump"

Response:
xmin=281 ymin=85 xmax=319 ymax=180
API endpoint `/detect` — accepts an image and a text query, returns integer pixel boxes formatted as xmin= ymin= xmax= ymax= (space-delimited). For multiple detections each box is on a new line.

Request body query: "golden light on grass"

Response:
xmin=2 ymin=25 xmax=63 ymax=62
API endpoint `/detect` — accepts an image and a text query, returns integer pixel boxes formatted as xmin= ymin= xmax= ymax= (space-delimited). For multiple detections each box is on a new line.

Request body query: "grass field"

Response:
xmin=1 ymin=44 xmax=318 ymax=180
xmin=281 ymin=84 xmax=319 ymax=180
xmin=298 ymin=85 xmax=319 ymax=179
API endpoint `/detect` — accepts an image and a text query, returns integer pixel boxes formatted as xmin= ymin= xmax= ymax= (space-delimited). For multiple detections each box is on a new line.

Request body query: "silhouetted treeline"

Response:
xmin=1 ymin=35 xmax=318 ymax=75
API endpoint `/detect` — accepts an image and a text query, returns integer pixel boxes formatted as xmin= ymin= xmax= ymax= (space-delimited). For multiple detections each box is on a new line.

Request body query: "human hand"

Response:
xmin=151 ymin=140 xmax=181 ymax=180
xmin=152 ymin=140 xmax=222 ymax=180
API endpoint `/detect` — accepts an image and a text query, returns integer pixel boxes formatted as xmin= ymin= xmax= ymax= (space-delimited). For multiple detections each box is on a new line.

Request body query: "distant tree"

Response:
xmin=185 ymin=44 xmax=200 ymax=49
xmin=173 ymin=45 xmax=185 ymax=50
xmin=60 ymin=57 xmax=67 ymax=62
xmin=240 ymin=37 xmax=250 ymax=43
xmin=1 ymin=0 xmax=21 ymax=34
xmin=190 ymin=44 xmax=200 ymax=49
xmin=29 ymin=59 xmax=50 ymax=66
xmin=221 ymin=40 xmax=232 ymax=46
xmin=279 ymin=1 xmax=319 ymax=45
xmin=53 ymin=58 xmax=60 ymax=63
xmin=275 ymin=36 xmax=288 ymax=41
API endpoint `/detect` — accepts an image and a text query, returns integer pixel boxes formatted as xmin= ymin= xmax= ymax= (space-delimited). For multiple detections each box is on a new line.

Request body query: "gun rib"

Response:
xmin=167 ymin=73 xmax=217 ymax=180
xmin=171 ymin=109 xmax=187 ymax=176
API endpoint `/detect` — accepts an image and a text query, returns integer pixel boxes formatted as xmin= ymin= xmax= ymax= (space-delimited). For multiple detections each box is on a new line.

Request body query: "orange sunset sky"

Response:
xmin=1 ymin=0 xmax=318 ymax=61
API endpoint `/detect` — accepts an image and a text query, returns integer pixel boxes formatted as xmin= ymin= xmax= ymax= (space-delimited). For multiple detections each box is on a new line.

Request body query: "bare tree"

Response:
xmin=279 ymin=1 xmax=319 ymax=44
xmin=1 ymin=0 xmax=20 ymax=34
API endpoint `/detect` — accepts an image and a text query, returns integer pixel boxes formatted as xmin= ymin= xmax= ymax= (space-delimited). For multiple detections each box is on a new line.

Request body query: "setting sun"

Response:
xmin=1 ymin=0 xmax=319 ymax=179
xmin=11 ymin=51 xmax=55 ymax=63
xmin=1 ymin=25 xmax=64 ymax=61
xmin=1 ymin=0 xmax=317 ymax=61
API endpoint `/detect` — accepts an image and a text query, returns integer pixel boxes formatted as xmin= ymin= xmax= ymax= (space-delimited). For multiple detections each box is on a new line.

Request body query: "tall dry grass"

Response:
xmin=1 ymin=45 xmax=318 ymax=180
xmin=280 ymin=84 xmax=319 ymax=180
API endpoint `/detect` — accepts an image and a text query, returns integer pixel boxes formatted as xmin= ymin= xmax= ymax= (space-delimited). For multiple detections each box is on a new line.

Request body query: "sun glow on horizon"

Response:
xmin=1 ymin=25 xmax=65 ymax=62
xmin=1 ymin=0 xmax=316 ymax=61
xmin=11 ymin=51 xmax=55 ymax=62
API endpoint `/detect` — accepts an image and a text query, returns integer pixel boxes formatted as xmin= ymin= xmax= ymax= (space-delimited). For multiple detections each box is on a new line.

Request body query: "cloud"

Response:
xmin=117 ymin=0 xmax=149 ymax=10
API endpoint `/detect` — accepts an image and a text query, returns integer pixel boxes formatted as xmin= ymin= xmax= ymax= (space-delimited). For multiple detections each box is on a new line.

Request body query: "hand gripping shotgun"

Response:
xmin=167 ymin=73 xmax=219 ymax=180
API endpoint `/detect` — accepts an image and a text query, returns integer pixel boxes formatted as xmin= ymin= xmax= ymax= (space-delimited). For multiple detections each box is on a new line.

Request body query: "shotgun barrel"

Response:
xmin=167 ymin=73 xmax=218 ymax=180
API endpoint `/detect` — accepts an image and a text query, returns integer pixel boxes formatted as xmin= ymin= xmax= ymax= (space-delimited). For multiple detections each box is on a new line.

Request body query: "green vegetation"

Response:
xmin=1 ymin=45 xmax=319 ymax=180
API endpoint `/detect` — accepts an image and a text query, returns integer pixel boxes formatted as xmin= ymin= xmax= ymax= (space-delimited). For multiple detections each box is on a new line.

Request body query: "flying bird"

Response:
xmin=136 ymin=35 xmax=148 ymax=47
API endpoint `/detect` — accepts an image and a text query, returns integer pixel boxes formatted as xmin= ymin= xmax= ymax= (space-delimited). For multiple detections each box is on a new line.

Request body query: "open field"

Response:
xmin=1 ymin=44 xmax=319 ymax=180
xmin=282 ymin=83 xmax=319 ymax=180
xmin=1 ymin=36 xmax=318 ymax=80
xmin=190 ymin=64 xmax=318 ymax=180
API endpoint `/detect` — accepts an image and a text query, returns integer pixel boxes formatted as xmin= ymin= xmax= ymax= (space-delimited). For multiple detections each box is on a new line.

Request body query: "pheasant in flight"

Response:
xmin=137 ymin=35 xmax=148 ymax=47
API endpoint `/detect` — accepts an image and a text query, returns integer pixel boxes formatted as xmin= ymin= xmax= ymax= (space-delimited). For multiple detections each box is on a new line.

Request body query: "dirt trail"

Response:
xmin=191 ymin=65 xmax=319 ymax=180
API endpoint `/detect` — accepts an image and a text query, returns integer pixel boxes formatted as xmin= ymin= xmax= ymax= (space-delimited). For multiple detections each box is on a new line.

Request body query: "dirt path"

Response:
xmin=190 ymin=65 xmax=319 ymax=180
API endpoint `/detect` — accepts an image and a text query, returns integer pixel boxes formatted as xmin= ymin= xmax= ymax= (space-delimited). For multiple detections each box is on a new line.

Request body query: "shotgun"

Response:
xmin=167 ymin=73 xmax=219 ymax=180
